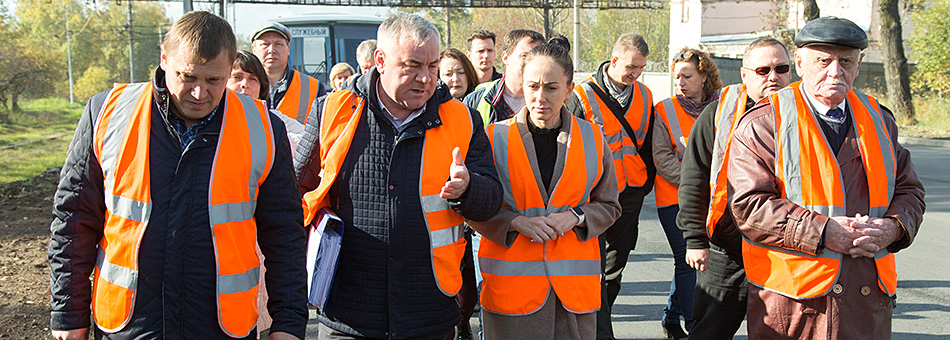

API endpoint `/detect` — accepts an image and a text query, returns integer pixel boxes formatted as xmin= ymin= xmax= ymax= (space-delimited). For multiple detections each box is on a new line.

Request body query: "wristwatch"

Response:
xmin=570 ymin=207 xmax=585 ymax=226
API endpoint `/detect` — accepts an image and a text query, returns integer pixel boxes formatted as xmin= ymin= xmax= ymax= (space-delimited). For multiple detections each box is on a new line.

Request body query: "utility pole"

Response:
xmin=66 ymin=15 xmax=74 ymax=105
xmin=127 ymin=0 xmax=135 ymax=82
xmin=444 ymin=8 xmax=451 ymax=46
xmin=572 ymin=0 xmax=579 ymax=70
xmin=219 ymin=0 xmax=226 ymax=18
xmin=183 ymin=0 xmax=193 ymax=14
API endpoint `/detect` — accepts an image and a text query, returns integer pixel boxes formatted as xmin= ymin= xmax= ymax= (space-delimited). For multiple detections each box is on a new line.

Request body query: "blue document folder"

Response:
xmin=306 ymin=208 xmax=343 ymax=311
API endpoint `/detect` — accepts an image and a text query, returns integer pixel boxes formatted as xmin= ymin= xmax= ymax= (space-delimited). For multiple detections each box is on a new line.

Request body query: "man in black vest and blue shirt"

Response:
xmin=294 ymin=13 xmax=503 ymax=340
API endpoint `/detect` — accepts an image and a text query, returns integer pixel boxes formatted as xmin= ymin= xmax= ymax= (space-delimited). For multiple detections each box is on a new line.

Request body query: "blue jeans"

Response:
xmin=657 ymin=205 xmax=695 ymax=328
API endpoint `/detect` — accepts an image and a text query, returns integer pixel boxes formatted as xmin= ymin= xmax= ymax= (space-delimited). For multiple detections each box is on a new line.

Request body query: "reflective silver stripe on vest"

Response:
xmin=660 ymin=98 xmax=686 ymax=160
xmin=492 ymin=121 xmax=519 ymax=212
xmin=772 ymin=89 xmax=809 ymax=211
xmin=708 ymin=85 xmax=744 ymax=192
xmin=208 ymin=200 xmax=258 ymax=225
xmin=295 ymin=71 xmax=311 ymax=125
xmin=580 ymin=81 xmax=641 ymax=161
xmin=519 ymin=205 xmax=572 ymax=218
xmin=421 ymin=194 xmax=466 ymax=248
xmin=217 ymin=266 xmax=261 ymax=295
xmin=479 ymin=258 xmax=601 ymax=276
xmin=852 ymin=91 xmax=896 ymax=205
xmin=575 ymin=118 xmax=598 ymax=207
xmin=633 ymin=82 xmax=651 ymax=142
xmin=96 ymin=247 xmax=138 ymax=289
xmin=105 ymin=193 xmax=151 ymax=223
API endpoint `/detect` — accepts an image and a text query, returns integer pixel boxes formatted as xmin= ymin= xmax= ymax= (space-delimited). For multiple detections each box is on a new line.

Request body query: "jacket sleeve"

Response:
xmin=294 ymin=97 xmax=326 ymax=195
xmin=880 ymin=107 xmax=926 ymax=253
xmin=640 ymin=107 xmax=657 ymax=192
xmin=49 ymin=92 xmax=109 ymax=331
xmin=727 ymin=105 xmax=825 ymax=255
xmin=677 ymin=103 xmax=718 ymax=249
xmin=256 ymin=116 xmax=309 ymax=339
xmin=652 ymin=106 xmax=681 ymax=186
xmin=564 ymin=93 xmax=587 ymax=120
xmin=454 ymin=108 xmax=503 ymax=222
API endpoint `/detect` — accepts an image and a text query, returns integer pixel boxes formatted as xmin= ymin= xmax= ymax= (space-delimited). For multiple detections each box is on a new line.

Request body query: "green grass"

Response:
xmin=0 ymin=98 xmax=82 ymax=184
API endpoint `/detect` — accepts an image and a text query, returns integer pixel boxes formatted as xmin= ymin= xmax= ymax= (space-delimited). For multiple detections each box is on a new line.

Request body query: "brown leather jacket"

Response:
xmin=727 ymin=99 xmax=925 ymax=339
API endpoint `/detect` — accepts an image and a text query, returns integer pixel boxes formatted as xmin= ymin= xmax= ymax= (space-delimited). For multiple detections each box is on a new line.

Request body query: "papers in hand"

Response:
xmin=306 ymin=207 xmax=343 ymax=311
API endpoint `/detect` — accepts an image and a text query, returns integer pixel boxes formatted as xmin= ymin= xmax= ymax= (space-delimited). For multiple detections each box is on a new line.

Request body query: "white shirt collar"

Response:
xmin=800 ymin=85 xmax=847 ymax=122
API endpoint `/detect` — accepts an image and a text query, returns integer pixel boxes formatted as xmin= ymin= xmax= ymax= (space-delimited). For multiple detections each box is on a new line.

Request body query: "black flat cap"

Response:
xmin=252 ymin=21 xmax=291 ymax=42
xmin=794 ymin=16 xmax=868 ymax=50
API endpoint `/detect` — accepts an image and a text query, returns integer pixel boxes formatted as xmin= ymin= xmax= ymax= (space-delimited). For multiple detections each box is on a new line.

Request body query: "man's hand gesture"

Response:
xmin=440 ymin=147 xmax=470 ymax=200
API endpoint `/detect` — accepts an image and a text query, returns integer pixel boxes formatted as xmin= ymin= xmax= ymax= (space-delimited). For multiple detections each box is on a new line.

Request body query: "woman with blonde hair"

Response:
xmin=329 ymin=62 xmax=356 ymax=92
xmin=652 ymin=47 xmax=722 ymax=339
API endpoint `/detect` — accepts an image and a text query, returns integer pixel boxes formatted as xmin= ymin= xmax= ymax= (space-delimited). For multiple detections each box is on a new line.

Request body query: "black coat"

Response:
xmin=49 ymin=67 xmax=308 ymax=339
xmin=294 ymin=69 xmax=503 ymax=339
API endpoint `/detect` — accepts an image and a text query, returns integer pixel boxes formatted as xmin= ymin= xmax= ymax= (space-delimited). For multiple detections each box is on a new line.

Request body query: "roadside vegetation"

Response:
xmin=0 ymin=98 xmax=81 ymax=183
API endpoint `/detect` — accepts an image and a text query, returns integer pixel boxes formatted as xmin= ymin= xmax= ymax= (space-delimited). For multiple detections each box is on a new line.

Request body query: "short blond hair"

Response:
xmin=162 ymin=11 xmax=236 ymax=63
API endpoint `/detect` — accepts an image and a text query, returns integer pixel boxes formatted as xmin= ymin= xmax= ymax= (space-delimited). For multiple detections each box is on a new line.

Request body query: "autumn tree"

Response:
xmin=879 ymin=0 xmax=915 ymax=123
xmin=909 ymin=0 xmax=950 ymax=95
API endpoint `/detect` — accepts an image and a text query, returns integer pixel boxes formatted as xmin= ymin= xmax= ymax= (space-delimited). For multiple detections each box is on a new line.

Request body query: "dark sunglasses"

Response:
xmin=744 ymin=64 xmax=791 ymax=76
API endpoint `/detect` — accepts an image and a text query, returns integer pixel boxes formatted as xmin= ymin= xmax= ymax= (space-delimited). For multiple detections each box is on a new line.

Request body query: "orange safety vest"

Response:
xmin=573 ymin=77 xmax=653 ymax=192
xmin=653 ymin=97 xmax=696 ymax=207
xmin=479 ymin=112 xmax=605 ymax=315
xmin=742 ymin=81 xmax=897 ymax=299
xmin=276 ymin=70 xmax=321 ymax=125
xmin=91 ymin=83 xmax=275 ymax=337
xmin=300 ymin=90 xmax=472 ymax=296
xmin=705 ymin=84 xmax=748 ymax=237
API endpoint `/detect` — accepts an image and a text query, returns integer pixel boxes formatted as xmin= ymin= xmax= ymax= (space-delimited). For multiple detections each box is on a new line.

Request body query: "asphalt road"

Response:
xmin=306 ymin=144 xmax=950 ymax=339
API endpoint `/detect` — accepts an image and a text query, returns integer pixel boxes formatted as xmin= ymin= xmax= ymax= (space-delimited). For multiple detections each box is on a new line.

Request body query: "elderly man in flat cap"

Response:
xmin=252 ymin=21 xmax=326 ymax=126
xmin=727 ymin=16 xmax=925 ymax=339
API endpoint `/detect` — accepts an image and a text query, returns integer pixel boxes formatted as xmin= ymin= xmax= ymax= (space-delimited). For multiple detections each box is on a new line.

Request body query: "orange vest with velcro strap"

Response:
xmin=653 ymin=97 xmax=696 ymax=207
xmin=276 ymin=70 xmax=320 ymax=125
xmin=572 ymin=77 xmax=653 ymax=192
xmin=92 ymin=83 xmax=275 ymax=337
xmin=300 ymin=90 xmax=471 ymax=296
xmin=479 ymin=112 xmax=605 ymax=315
xmin=742 ymin=81 xmax=897 ymax=299
xmin=705 ymin=84 xmax=748 ymax=237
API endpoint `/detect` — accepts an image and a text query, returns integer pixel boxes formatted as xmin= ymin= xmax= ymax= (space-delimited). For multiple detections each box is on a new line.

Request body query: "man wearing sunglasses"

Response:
xmin=728 ymin=17 xmax=924 ymax=339
xmin=676 ymin=37 xmax=791 ymax=340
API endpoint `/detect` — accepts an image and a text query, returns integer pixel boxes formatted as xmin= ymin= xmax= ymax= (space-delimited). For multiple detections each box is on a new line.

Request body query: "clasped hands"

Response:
xmin=825 ymin=213 xmax=902 ymax=258
xmin=510 ymin=211 xmax=579 ymax=243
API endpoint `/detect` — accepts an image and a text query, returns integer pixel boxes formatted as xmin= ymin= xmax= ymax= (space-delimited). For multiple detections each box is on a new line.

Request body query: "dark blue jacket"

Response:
xmin=294 ymin=69 xmax=503 ymax=339
xmin=49 ymin=67 xmax=308 ymax=339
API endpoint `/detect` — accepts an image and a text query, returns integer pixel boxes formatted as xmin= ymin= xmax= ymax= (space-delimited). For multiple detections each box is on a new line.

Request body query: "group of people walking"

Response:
xmin=48 ymin=9 xmax=924 ymax=340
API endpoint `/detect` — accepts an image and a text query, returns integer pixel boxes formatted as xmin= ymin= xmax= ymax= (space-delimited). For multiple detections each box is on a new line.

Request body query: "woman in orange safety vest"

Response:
xmin=467 ymin=42 xmax=620 ymax=340
xmin=651 ymin=48 xmax=723 ymax=338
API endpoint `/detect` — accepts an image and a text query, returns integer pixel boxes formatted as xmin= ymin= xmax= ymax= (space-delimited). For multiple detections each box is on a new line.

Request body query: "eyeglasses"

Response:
xmin=743 ymin=64 xmax=791 ymax=76
xmin=673 ymin=51 xmax=695 ymax=62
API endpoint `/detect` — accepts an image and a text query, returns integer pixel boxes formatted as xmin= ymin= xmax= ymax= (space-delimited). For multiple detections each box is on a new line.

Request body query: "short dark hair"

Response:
xmin=501 ymin=29 xmax=544 ymax=55
xmin=466 ymin=30 xmax=496 ymax=51
xmin=233 ymin=50 xmax=269 ymax=100
xmin=162 ymin=11 xmax=236 ymax=63
xmin=523 ymin=43 xmax=573 ymax=81
xmin=743 ymin=37 xmax=789 ymax=63
xmin=547 ymin=34 xmax=570 ymax=52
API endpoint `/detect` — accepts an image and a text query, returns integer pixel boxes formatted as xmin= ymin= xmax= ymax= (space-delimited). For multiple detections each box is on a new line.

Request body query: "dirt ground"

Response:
xmin=0 ymin=169 xmax=62 ymax=339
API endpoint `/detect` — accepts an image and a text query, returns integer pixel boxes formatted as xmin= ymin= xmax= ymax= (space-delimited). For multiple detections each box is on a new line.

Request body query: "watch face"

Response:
xmin=572 ymin=207 xmax=584 ymax=216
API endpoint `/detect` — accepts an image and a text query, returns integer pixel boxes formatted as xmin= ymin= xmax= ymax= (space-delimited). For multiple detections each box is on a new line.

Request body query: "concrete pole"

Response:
xmin=128 ymin=0 xmax=135 ymax=82
xmin=66 ymin=16 xmax=74 ymax=105
xmin=573 ymin=0 xmax=579 ymax=70
xmin=183 ymin=0 xmax=193 ymax=13
xmin=445 ymin=8 xmax=451 ymax=46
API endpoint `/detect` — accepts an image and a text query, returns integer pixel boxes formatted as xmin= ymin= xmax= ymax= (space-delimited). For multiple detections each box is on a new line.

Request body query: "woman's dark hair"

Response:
xmin=547 ymin=34 xmax=570 ymax=52
xmin=439 ymin=48 xmax=479 ymax=97
xmin=521 ymin=43 xmax=573 ymax=81
xmin=671 ymin=47 xmax=722 ymax=100
xmin=233 ymin=50 xmax=269 ymax=100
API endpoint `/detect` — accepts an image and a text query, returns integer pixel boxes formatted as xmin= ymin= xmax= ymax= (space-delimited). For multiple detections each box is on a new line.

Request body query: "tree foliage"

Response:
xmin=0 ymin=0 xmax=170 ymax=108
xmin=909 ymin=0 xmax=950 ymax=95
